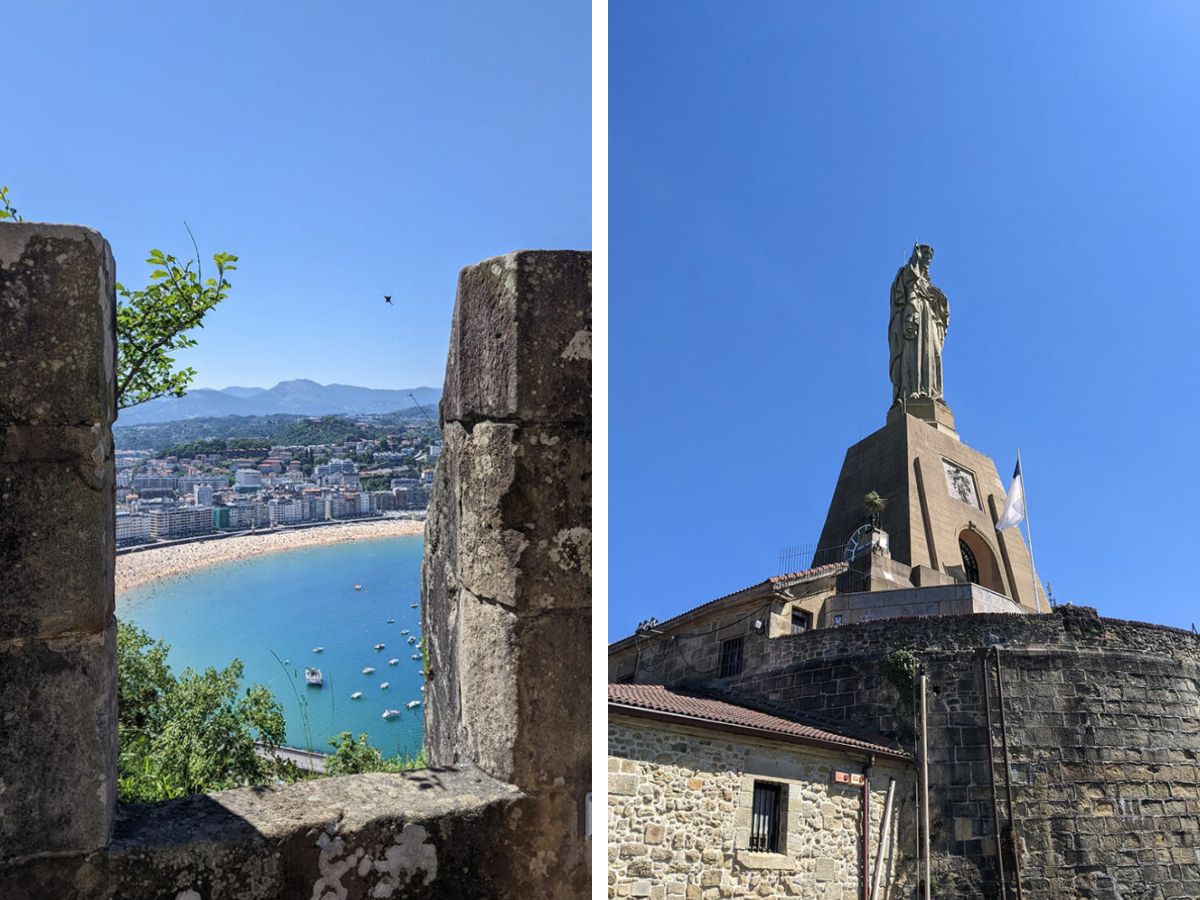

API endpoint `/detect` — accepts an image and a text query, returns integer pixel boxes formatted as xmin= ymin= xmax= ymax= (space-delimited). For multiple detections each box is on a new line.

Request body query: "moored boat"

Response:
xmin=381 ymin=709 xmax=401 ymax=720
xmin=406 ymin=699 xmax=421 ymax=709
xmin=388 ymin=658 xmax=399 ymax=666
xmin=305 ymin=667 xmax=323 ymax=687
xmin=362 ymin=666 xmax=376 ymax=675
xmin=380 ymin=681 xmax=389 ymax=689
xmin=312 ymin=646 xmax=324 ymax=653
xmin=374 ymin=643 xmax=385 ymax=651
xmin=350 ymin=691 xmax=363 ymax=700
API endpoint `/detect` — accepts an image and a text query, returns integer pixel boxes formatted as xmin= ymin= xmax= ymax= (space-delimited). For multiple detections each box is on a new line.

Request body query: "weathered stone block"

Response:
xmin=441 ymin=250 xmax=590 ymax=426
xmin=0 ymin=224 xmax=116 ymax=426
xmin=0 ymin=623 xmax=116 ymax=860
xmin=441 ymin=420 xmax=590 ymax=611
xmin=0 ymin=445 xmax=114 ymax=639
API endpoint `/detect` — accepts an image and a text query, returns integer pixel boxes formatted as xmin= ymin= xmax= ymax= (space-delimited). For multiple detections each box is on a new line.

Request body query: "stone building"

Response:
xmin=609 ymin=684 xmax=912 ymax=899
xmin=610 ymin=248 xmax=1200 ymax=898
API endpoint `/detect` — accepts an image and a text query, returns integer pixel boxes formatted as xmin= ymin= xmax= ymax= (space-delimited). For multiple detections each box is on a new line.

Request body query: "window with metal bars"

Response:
xmin=748 ymin=781 xmax=783 ymax=853
xmin=718 ymin=636 xmax=743 ymax=678
xmin=791 ymin=608 xmax=812 ymax=634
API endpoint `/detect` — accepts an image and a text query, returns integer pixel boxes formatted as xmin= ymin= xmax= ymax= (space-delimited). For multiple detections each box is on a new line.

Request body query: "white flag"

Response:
xmin=995 ymin=458 xmax=1025 ymax=531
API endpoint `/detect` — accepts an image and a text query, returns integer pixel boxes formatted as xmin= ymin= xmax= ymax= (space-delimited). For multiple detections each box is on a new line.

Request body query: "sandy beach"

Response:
xmin=116 ymin=518 xmax=425 ymax=596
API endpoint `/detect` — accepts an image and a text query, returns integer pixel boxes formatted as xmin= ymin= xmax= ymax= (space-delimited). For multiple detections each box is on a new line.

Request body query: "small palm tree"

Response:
xmin=863 ymin=491 xmax=887 ymax=527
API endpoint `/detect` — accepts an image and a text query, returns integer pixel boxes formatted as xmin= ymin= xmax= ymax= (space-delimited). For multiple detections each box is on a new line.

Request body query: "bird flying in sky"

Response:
xmin=383 ymin=295 xmax=393 ymax=304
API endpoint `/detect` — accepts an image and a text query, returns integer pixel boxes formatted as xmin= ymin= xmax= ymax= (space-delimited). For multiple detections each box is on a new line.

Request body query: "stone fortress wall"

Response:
xmin=0 ymin=223 xmax=591 ymax=899
xmin=720 ymin=605 xmax=1200 ymax=898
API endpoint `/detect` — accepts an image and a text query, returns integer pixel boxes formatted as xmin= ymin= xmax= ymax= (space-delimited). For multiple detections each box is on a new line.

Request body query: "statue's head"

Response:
xmin=911 ymin=243 xmax=934 ymax=268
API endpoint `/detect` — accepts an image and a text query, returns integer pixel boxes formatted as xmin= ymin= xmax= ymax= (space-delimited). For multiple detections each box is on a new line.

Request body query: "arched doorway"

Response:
xmin=957 ymin=528 xmax=1006 ymax=595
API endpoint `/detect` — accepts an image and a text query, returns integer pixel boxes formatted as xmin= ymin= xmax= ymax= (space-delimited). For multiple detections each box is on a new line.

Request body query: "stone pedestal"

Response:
xmin=887 ymin=397 xmax=958 ymax=438
xmin=814 ymin=408 xmax=1046 ymax=612
xmin=0 ymin=224 xmax=118 ymax=860
xmin=423 ymin=250 xmax=591 ymax=898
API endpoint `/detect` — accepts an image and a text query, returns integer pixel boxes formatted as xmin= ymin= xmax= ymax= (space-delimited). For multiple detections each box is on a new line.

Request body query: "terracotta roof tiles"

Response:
xmin=609 ymin=682 xmax=911 ymax=761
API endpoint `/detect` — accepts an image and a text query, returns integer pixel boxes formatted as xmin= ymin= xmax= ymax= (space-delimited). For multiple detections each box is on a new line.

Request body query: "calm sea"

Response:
xmin=117 ymin=535 xmax=425 ymax=758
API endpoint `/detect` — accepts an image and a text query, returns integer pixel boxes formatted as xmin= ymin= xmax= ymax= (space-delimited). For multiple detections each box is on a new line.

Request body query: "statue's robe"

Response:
xmin=889 ymin=264 xmax=948 ymax=403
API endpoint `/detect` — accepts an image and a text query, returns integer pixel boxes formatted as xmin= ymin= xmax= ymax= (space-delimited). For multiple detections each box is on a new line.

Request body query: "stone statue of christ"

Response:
xmin=888 ymin=243 xmax=949 ymax=405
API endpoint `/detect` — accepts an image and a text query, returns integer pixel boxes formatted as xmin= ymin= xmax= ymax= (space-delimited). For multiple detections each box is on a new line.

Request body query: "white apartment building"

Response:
xmin=115 ymin=512 xmax=152 ymax=545
xmin=147 ymin=506 xmax=214 ymax=540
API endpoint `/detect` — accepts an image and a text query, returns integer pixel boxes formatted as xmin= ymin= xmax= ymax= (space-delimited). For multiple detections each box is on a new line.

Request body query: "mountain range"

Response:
xmin=117 ymin=380 xmax=442 ymax=425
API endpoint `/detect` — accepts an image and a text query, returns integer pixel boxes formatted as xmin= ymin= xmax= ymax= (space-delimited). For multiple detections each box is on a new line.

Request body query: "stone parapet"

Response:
xmin=424 ymin=250 xmax=591 ymax=898
xmin=0 ymin=766 xmax=522 ymax=899
xmin=0 ymin=223 xmax=117 ymax=861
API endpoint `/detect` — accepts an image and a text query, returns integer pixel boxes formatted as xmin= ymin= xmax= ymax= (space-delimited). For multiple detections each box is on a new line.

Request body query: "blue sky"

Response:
xmin=4 ymin=1 xmax=590 ymax=390
xmin=610 ymin=2 xmax=1200 ymax=638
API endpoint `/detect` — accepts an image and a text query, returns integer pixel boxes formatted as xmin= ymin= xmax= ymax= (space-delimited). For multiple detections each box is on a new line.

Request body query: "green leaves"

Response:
xmin=117 ymin=242 xmax=238 ymax=411
xmin=115 ymin=621 xmax=292 ymax=802
xmin=0 ymin=185 xmax=20 ymax=221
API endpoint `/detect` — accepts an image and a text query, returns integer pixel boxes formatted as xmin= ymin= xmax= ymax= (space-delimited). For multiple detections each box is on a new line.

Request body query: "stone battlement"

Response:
xmin=0 ymin=223 xmax=591 ymax=899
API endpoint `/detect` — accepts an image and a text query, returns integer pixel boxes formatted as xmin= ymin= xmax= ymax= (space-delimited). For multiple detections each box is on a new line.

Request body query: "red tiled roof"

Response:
xmin=610 ymin=562 xmax=847 ymax=650
xmin=608 ymin=682 xmax=911 ymax=761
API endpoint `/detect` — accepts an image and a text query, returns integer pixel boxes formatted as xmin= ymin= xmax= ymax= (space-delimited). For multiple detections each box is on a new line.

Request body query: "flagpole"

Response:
xmin=1018 ymin=448 xmax=1042 ymax=613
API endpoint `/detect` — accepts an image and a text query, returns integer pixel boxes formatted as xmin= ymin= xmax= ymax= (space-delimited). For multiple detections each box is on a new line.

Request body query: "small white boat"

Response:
xmin=354 ymin=584 xmax=363 ymax=591
xmin=406 ymin=700 xmax=421 ymax=709
xmin=382 ymin=709 xmax=401 ymax=720
xmin=362 ymin=666 xmax=376 ymax=675
xmin=400 ymin=629 xmax=410 ymax=635
xmin=388 ymin=658 xmax=399 ymax=666
xmin=283 ymin=659 xmax=290 ymax=664
xmin=312 ymin=647 xmax=324 ymax=653
xmin=420 ymin=685 xmax=426 ymax=693
xmin=350 ymin=691 xmax=363 ymax=700
xmin=386 ymin=618 xmax=395 ymax=624
xmin=380 ymin=682 xmax=390 ymax=690
xmin=411 ymin=653 xmax=422 ymax=660
xmin=410 ymin=602 xmax=418 ymax=608
xmin=374 ymin=643 xmax=385 ymax=651
xmin=305 ymin=667 xmax=323 ymax=687
xmin=407 ymin=636 xmax=417 ymax=644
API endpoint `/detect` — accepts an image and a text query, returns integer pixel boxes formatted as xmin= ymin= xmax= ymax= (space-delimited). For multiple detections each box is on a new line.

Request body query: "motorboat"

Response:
xmin=354 ymin=584 xmax=363 ymax=591
xmin=350 ymin=691 xmax=363 ymax=700
xmin=362 ymin=666 xmax=376 ymax=675
xmin=380 ymin=682 xmax=390 ymax=690
xmin=400 ymin=629 xmax=410 ymax=635
xmin=406 ymin=700 xmax=421 ymax=709
xmin=388 ymin=658 xmax=399 ymax=666
xmin=411 ymin=653 xmax=421 ymax=660
xmin=407 ymin=636 xmax=417 ymax=644
xmin=305 ymin=668 xmax=323 ymax=687
xmin=312 ymin=647 xmax=324 ymax=653
xmin=374 ymin=643 xmax=385 ymax=651
xmin=410 ymin=602 xmax=418 ymax=608
xmin=386 ymin=618 xmax=395 ymax=624
xmin=381 ymin=709 xmax=401 ymax=720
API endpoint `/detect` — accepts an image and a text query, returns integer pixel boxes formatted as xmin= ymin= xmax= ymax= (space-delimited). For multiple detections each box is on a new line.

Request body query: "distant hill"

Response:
xmin=116 ymin=380 xmax=442 ymax=425
xmin=114 ymin=407 xmax=435 ymax=452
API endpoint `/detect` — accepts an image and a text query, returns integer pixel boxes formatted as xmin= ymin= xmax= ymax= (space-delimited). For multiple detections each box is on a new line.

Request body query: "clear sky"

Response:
xmin=611 ymin=2 xmax=1200 ymax=638
xmin=5 ymin=1 xmax=590 ymax=390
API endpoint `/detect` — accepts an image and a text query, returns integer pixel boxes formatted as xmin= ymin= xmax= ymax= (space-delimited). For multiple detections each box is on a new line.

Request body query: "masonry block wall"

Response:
xmin=608 ymin=718 xmax=912 ymax=900
xmin=0 ymin=224 xmax=118 ymax=860
xmin=423 ymin=250 xmax=592 ymax=898
xmin=713 ymin=607 xmax=1200 ymax=898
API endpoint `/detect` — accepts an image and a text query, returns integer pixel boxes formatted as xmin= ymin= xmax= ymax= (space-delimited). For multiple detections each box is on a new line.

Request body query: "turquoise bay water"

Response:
xmin=117 ymin=535 xmax=425 ymax=757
